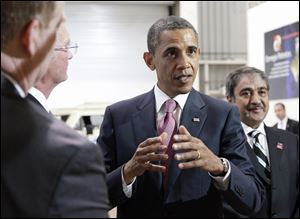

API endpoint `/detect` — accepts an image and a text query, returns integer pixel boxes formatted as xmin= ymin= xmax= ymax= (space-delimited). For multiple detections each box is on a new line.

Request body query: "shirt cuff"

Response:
xmin=208 ymin=158 xmax=231 ymax=191
xmin=121 ymin=165 xmax=136 ymax=198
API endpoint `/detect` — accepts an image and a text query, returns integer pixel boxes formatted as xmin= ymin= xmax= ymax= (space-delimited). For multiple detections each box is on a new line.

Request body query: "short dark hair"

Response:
xmin=225 ymin=66 xmax=270 ymax=98
xmin=1 ymin=1 xmax=56 ymax=50
xmin=147 ymin=16 xmax=198 ymax=55
xmin=275 ymin=102 xmax=285 ymax=110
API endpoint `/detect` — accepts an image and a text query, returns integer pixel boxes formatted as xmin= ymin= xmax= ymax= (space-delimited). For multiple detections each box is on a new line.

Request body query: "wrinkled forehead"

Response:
xmin=236 ymin=74 xmax=268 ymax=90
xmin=158 ymin=29 xmax=198 ymax=47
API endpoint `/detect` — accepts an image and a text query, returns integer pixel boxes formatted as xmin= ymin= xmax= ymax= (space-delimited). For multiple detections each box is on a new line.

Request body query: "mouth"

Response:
xmin=174 ymin=74 xmax=193 ymax=84
xmin=248 ymin=106 xmax=264 ymax=113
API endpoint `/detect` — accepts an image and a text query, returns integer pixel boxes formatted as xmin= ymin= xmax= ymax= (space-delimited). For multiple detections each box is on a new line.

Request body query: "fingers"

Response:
xmin=137 ymin=143 xmax=167 ymax=155
xmin=174 ymin=125 xmax=198 ymax=143
xmin=143 ymin=163 xmax=166 ymax=173
xmin=174 ymin=149 xmax=200 ymax=162
xmin=178 ymin=125 xmax=190 ymax=135
xmin=136 ymin=153 xmax=168 ymax=163
xmin=172 ymin=142 xmax=199 ymax=151
xmin=139 ymin=136 xmax=164 ymax=148
xmin=178 ymin=160 xmax=201 ymax=169
xmin=135 ymin=134 xmax=169 ymax=164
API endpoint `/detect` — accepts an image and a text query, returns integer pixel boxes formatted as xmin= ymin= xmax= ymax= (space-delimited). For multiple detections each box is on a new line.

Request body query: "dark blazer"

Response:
xmin=273 ymin=119 xmax=299 ymax=136
xmin=27 ymin=92 xmax=45 ymax=109
xmin=1 ymin=75 xmax=109 ymax=218
xmin=224 ymin=126 xmax=299 ymax=218
xmin=98 ymin=88 xmax=265 ymax=218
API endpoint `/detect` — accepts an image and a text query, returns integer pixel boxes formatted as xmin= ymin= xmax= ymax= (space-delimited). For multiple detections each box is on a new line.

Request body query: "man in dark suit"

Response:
xmin=225 ymin=66 xmax=299 ymax=217
xmin=97 ymin=16 xmax=264 ymax=218
xmin=273 ymin=102 xmax=299 ymax=136
xmin=1 ymin=2 xmax=109 ymax=217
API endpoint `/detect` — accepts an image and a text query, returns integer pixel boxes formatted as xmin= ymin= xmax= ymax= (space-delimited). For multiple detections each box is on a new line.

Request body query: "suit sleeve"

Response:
xmin=97 ymin=107 xmax=133 ymax=207
xmin=221 ymin=106 xmax=265 ymax=216
xmin=49 ymin=142 xmax=109 ymax=218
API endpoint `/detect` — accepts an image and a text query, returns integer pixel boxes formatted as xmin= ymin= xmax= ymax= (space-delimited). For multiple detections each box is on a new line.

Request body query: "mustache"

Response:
xmin=247 ymin=103 xmax=264 ymax=111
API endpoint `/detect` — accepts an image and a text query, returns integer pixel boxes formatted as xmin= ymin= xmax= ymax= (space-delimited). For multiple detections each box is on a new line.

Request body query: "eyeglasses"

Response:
xmin=54 ymin=42 xmax=78 ymax=60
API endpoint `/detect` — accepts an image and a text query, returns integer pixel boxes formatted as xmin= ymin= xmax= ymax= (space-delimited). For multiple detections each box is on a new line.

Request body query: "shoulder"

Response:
xmin=24 ymin=100 xmax=102 ymax=160
xmin=266 ymin=126 xmax=298 ymax=141
xmin=192 ymin=89 xmax=237 ymax=113
xmin=288 ymin=118 xmax=299 ymax=125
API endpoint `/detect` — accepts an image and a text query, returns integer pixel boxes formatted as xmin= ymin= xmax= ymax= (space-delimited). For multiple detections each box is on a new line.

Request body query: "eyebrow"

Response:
xmin=163 ymin=46 xmax=178 ymax=52
xmin=163 ymin=45 xmax=198 ymax=53
xmin=240 ymin=87 xmax=268 ymax=92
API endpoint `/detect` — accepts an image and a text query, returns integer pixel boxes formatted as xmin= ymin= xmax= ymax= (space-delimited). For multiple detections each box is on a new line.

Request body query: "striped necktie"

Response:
xmin=248 ymin=130 xmax=271 ymax=180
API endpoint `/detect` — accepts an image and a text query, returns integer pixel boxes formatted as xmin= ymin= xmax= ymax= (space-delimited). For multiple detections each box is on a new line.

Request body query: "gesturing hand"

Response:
xmin=172 ymin=126 xmax=224 ymax=175
xmin=123 ymin=132 xmax=169 ymax=184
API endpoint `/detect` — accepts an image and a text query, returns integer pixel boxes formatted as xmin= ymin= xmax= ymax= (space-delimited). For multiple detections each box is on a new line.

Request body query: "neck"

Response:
xmin=35 ymin=78 xmax=58 ymax=99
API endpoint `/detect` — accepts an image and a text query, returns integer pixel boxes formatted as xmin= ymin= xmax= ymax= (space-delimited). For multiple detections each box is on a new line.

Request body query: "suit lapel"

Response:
xmin=132 ymin=89 xmax=157 ymax=147
xmin=27 ymin=93 xmax=46 ymax=110
xmin=265 ymin=126 xmax=283 ymax=180
xmin=131 ymin=89 xmax=163 ymax=190
xmin=286 ymin=119 xmax=291 ymax=132
xmin=167 ymin=89 xmax=207 ymax=196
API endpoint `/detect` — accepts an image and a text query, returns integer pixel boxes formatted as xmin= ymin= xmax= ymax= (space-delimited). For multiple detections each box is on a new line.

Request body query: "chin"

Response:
xmin=180 ymin=85 xmax=193 ymax=93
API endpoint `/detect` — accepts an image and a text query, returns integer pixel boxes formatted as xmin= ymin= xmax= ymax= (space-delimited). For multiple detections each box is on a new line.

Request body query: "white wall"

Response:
xmin=247 ymin=1 xmax=299 ymax=126
xmin=48 ymin=2 xmax=169 ymax=109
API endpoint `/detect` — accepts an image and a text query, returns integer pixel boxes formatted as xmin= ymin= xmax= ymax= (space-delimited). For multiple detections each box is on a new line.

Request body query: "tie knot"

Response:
xmin=164 ymin=99 xmax=176 ymax=113
xmin=248 ymin=130 xmax=261 ymax=139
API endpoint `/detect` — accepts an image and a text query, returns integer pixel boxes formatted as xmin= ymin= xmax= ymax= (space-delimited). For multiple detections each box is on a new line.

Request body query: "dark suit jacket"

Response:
xmin=1 ymin=75 xmax=109 ymax=218
xmin=273 ymin=119 xmax=299 ymax=136
xmin=98 ymin=88 xmax=265 ymax=218
xmin=224 ymin=126 xmax=299 ymax=218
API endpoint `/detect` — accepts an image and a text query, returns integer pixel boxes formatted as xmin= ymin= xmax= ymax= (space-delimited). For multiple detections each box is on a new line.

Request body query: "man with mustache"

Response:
xmin=225 ymin=66 xmax=299 ymax=217
xmin=97 ymin=16 xmax=264 ymax=217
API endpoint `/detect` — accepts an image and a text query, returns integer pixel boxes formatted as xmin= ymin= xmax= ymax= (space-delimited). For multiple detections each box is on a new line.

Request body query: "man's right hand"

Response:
xmin=123 ymin=132 xmax=168 ymax=185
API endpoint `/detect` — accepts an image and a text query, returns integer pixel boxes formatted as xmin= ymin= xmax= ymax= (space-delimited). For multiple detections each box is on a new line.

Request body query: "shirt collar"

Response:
xmin=154 ymin=84 xmax=190 ymax=113
xmin=28 ymin=87 xmax=50 ymax=112
xmin=1 ymin=71 xmax=26 ymax=98
xmin=241 ymin=121 xmax=266 ymax=137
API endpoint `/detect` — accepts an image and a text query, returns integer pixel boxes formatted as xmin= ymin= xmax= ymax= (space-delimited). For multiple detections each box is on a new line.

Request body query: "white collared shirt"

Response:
xmin=28 ymin=87 xmax=50 ymax=113
xmin=1 ymin=72 xmax=26 ymax=98
xmin=154 ymin=84 xmax=189 ymax=128
xmin=241 ymin=122 xmax=270 ymax=163
xmin=277 ymin=116 xmax=288 ymax=130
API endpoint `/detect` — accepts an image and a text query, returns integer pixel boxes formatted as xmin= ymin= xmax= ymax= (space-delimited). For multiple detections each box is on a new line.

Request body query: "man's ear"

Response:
xmin=21 ymin=19 xmax=40 ymax=57
xmin=143 ymin=52 xmax=156 ymax=71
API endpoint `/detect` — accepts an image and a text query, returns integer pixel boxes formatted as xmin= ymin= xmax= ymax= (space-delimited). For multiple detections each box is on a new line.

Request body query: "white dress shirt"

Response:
xmin=28 ymin=87 xmax=50 ymax=113
xmin=277 ymin=116 xmax=288 ymax=130
xmin=241 ymin=122 xmax=270 ymax=163
xmin=122 ymin=85 xmax=231 ymax=197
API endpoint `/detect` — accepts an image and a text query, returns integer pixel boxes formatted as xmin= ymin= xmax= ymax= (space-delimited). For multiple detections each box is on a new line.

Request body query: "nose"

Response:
xmin=177 ymin=53 xmax=190 ymax=69
xmin=250 ymin=91 xmax=261 ymax=104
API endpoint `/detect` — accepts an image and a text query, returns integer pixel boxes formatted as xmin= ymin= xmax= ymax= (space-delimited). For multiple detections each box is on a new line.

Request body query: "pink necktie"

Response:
xmin=157 ymin=99 xmax=177 ymax=188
